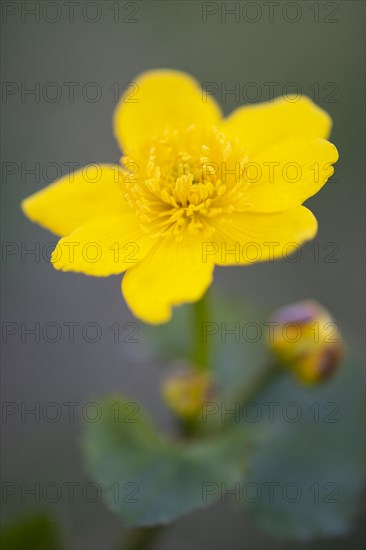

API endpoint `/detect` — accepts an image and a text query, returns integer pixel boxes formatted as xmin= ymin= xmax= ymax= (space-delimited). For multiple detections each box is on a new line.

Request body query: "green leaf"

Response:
xmin=0 ymin=515 xmax=61 ymax=550
xmin=106 ymin=293 xmax=364 ymax=539
xmin=240 ymin=351 xmax=365 ymax=541
xmin=82 ymin=396 xmax=254 ymax=527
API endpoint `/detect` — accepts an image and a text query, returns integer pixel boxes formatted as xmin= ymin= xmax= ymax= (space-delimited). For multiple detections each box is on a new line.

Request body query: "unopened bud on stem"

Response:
xmin=162 ymin=363 xmax=213 ymax=419
xmin=268 ymin=300 xmax=344 ymax=384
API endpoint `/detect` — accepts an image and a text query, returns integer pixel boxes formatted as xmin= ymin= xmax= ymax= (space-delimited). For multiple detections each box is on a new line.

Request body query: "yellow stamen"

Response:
xmin=121 ymin=125 xmax=249 ymax=239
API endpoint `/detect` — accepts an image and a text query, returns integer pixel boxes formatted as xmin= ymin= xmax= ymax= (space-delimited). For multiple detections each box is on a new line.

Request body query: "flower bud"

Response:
xmin=162 ymin=364 xmax=213 ymax=419
xmin=268 ymin=300 xmax=344 ymax=384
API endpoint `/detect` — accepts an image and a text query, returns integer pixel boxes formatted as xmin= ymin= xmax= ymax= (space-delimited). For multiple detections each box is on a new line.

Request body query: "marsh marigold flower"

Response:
xmin=22 ymin=70 xmax=338 ymax=323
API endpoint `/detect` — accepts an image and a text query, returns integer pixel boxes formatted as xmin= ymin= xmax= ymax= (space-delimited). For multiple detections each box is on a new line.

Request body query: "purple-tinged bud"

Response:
xmin=268 ymin=300 xmax=344 ymax=384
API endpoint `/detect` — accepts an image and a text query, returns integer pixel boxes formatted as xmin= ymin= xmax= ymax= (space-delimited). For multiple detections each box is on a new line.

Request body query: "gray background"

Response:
xmin=1 ymin=1 xmax=365 ymax=548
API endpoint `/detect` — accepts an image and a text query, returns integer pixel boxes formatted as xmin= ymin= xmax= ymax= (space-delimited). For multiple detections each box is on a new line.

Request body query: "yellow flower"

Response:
xmin=22 ymin=70 xmax=338 ymax=324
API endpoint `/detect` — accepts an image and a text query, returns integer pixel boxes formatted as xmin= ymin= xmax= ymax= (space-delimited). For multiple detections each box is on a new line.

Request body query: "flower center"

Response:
xmin=121 ymin=126 xmax=249 ymax=240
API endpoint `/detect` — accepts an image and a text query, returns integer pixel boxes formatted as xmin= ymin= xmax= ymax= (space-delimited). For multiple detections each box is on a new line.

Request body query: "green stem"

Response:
xmin=121 ymin=295 xmax=212 ymax=548
xmin=222 ymin=362 xmax=283 ymax=429
xmin=123 ymin=526 xmax=164 ymax=550
xmin=192 ymin=291 xmax=210 ymax=371
xmin=203 ymin=361 xmax=283 ymax=433
xmin=233 ymin=362 xmax=282 ymax=405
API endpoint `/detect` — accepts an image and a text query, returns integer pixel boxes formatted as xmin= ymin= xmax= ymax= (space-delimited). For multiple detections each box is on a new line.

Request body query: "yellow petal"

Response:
xmin=245 ymin=138 xmax=338 ymax=213
xmin=223 ymin=96 xmax=332 ymax=158
xmin=122 ymin=236 xmax=214 ymax=324
xmin=208 ymin=207 xmax=317 ymax=266
xmin=21 ymin=164 xmax=127 ymax=236
xmin=52 ymin=214 xmax=157 ymax=276
xmin=114 ymin=69 xmax=222 ymax=152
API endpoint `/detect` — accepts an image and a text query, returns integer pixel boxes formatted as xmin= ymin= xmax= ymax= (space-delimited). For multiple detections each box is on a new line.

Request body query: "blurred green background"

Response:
xmin=1 ymin=1 xmax=365 ymax=548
